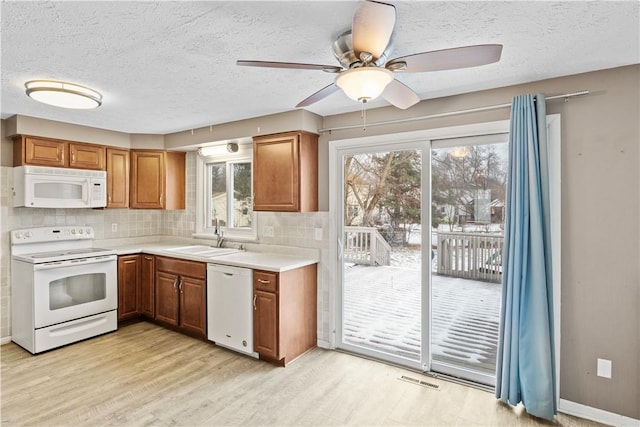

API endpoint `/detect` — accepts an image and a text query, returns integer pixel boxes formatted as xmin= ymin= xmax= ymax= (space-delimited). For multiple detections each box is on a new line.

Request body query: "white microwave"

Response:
xmin=13 ymin=166 xmax=107 ymax=208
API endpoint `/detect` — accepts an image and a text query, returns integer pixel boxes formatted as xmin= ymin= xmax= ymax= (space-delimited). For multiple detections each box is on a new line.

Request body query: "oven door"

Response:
xmin=33 ymin=255 xmax=117 ymax=328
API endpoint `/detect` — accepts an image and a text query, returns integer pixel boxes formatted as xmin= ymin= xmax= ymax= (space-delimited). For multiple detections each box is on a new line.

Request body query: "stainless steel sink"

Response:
xmin=164 ymin=245 xmax=238 ymax=257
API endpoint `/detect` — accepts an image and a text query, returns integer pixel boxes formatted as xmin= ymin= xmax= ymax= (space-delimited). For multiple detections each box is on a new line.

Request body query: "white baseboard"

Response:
xmin=1 ymin=336 xmax=12 ymax=345
xmin=559 ymin=399 xmax=640 ymax=427
xmin=317 ymin=339 xmax=331 ymax=349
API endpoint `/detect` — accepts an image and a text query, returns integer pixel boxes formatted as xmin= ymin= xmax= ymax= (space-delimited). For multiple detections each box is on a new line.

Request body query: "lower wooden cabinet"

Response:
xmin=155 ymin=270 xmax=179 ymax=325
xmin=117 ymin=254 xmax=156 ymax=322
xmin=253 ymin=264 xmax=317 ymax=365
xmin=155 ymin=256 xmax=207 ymax=338
xmin=116 ymin=252 xmax=317 ymax=365
xmin=253 ymin=290 xmax=278 ymax=359
xmin=139 ymin=255 xmax=155 ymax=318
xmin=117 ymin=255 xmax=140 ymax=321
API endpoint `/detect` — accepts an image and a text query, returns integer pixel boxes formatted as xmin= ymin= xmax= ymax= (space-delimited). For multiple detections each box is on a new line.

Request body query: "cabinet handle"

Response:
xmin=253 ymin=294 xmax=257 ymax=311
xmin=173 ymin=277 xmax=179 ymax=291
xmin=144 ymin=256 xmax=153 ymax=260
xmin=108 ymin=194 xmax=112 ymax=203
xmin=59 ymin=148 xmax=64 ymax=161
xmin=71 ymin=151 xmax=75 ymax=163
xmin=178 ymin=278 xmax=183 ymax=294
xmin=159 ymin=192 xmax=163 ymax=206
xmin=257 ymin=279 xmax=270 ymax=284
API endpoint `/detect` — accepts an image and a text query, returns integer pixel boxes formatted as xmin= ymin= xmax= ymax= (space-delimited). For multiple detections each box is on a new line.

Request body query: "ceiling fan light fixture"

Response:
xmin=335 ymin=67 xmax=393 ymax=103
xmin=25 ymin=80 xmax=102 ymax=109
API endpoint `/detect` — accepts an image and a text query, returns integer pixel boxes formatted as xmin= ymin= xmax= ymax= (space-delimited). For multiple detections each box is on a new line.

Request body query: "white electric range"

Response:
xmin=11 ymin=226 xmax=118 ymax=354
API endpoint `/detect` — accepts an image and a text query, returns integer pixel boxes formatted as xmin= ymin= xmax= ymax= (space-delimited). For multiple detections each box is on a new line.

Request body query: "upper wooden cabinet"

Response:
xmin=13 ymin=135 xmax=105 ymax=170
xmin=130 ymin=150 xmax=185 ymax=210
xmin=252 ymin=131 xmax=318 ymax=212
xmin=106 ymin=148 xmax=130 ymax=209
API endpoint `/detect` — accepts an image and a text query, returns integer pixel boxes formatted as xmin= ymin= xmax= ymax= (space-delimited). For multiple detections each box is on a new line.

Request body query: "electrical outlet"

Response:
xmin=315 ymin=227 xmax=323 ymax=240
xmin=263 ymin=225 xmax=274 ymax=237
xmin=111 ymin=223 xmax=118 ymax=232
xmin=597 ymin=358 xmax=612 ymax=378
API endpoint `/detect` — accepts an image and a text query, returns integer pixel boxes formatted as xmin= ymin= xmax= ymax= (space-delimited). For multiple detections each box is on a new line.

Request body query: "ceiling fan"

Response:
xmin=237 ymin=0 xmax=502 ymax=110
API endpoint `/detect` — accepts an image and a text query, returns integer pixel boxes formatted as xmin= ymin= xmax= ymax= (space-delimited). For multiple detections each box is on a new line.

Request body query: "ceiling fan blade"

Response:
xmin=237 ymin=60 xmax=342 ymax=73
xmin=296 ymin=83 xmax=340 ymax=108
xmin=382 ymin=79 xmax=420 ymax=109
xmin=352 ymin=1 xmax=396 ymax=60
xmin=386 ymin=44 xmax=503 ymax=73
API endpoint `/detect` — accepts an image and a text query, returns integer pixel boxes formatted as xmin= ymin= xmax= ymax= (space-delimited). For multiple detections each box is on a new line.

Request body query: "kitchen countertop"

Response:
xmin=100 ymin=241 xmax=318 ymax=272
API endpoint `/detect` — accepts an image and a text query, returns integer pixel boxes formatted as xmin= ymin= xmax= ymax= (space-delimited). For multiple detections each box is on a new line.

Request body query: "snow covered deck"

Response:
xmin=343 ymin=264 xmax=501 ymax=376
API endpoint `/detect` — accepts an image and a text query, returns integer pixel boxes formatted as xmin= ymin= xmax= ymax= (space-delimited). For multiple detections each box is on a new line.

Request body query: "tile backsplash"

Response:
xmin=0 ymin=153 xmax=333 ymax=344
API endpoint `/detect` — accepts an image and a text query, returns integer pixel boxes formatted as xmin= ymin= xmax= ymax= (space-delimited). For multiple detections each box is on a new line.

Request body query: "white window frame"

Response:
xmin=194 ymin=144 xmax=257 ymax=241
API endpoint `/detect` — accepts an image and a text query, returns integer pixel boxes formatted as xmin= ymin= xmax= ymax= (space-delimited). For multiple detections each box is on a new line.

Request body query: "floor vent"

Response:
xmin=399 ymin=375 xmax=440 ymax=390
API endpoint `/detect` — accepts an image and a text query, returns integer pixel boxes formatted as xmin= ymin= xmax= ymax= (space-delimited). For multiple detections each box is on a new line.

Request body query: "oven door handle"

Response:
xmin=33 ymin=255 xmax=117 ymax=271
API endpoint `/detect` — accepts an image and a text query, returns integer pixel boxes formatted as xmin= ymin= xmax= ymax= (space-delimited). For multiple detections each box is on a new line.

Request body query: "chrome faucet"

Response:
xmin=216 ymin=229 xmax=225 ymax=248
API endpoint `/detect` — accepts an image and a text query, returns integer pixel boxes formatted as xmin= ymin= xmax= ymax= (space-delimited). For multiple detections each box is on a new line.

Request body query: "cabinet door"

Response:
xmin=254 ymin=290 xmax=278 ymax=360
xmin=155 ymin=271 xmax=179 ymax=326
xmin=130 ymin=151 xmax=165 ymax=209
xmin=23 ymin=136 xmax=67 ymax=167
xmin=139 ymin=255 xmax=155 ymax=318
xmin=69 ymin=142 xmax=105 ymax=170
xmin=117 ymin=255 xmax=140 ymax=321
xmin=106 ymin=148 xmax=130 ymax=208
xmin=164 ymin=151 xmax=186 ymax=210
xmin=253 ymin=133 xmax=300 ymax=212
xmin=179 ymin=276 xmax=206 ymax=337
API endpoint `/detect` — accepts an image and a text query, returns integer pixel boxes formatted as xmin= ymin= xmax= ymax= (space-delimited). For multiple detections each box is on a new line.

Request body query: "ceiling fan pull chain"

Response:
xmin=361 ymin=101 xmax=367 ymax=132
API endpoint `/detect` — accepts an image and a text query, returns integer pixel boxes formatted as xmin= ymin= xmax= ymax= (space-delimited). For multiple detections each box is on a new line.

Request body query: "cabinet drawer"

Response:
xmin=254 ymin=270 xmax=278 ymax=293
xmin=156 ymin=256 xmax=206 ymax=279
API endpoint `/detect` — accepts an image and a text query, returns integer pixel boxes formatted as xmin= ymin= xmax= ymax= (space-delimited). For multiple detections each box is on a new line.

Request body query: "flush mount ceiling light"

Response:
xmin=335 ymin=67 xmax=393 ymax=103
xmin=25 ymin=80 xmax=102 ymax=109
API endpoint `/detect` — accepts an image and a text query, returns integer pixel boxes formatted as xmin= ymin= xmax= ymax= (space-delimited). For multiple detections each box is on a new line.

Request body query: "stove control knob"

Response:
xmin=24 ymin=232 xmax=32 ymax=238
xmin=14 ymin=231 xmax=23 ymax=240
xmin=86 ymin=228 xmax=92 ymax=236
xmin=70 ymin=229 xmax=76 ymax=235
xmin=78 ymin=229 xmax=84 ymax=235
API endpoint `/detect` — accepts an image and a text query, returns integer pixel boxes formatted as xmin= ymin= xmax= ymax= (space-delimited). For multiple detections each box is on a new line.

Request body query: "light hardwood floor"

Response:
xmin=1 ymin=322 xmax=602 ymax=426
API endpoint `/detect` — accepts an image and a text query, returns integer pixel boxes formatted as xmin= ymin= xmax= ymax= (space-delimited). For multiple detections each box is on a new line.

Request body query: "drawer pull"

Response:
xmin=257 ymin=279 xmax=271 ymax=284
xmin=253 ymin=294 xmax=257 ymax=311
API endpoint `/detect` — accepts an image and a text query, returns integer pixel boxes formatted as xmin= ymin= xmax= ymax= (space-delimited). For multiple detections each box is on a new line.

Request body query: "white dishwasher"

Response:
xmin=207 ymin=264 xmax=258 ymax=358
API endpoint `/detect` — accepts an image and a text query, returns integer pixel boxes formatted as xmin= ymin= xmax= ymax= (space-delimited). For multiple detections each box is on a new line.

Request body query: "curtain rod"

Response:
xmin=318 ymin=90 xmax=589 ymax=133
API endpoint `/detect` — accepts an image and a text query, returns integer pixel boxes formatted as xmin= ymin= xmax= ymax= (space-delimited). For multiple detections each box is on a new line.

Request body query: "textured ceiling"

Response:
xmin=1 ymin=1 xmax=638 ymax=135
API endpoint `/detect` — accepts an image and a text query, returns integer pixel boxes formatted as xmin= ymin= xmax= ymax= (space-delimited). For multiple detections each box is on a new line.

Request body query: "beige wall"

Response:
xmin=0 ymin=65 xmax=638 ymax=420
xmin=319 ymin=64 xmax=640 ymax=419
xmin=5 ymin=115 xmax=131 ymax=148
xmin=163 ymin=109 xmax=323 ymax=150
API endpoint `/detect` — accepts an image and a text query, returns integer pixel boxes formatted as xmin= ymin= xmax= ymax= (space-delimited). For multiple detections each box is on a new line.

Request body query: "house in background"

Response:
xmin=0 ymin=1 xmax=638 ymax=425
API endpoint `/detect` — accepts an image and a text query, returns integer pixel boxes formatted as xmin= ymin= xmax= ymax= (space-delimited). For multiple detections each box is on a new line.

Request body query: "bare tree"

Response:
xmin=432 ymin=144 xmax=507 ymax=231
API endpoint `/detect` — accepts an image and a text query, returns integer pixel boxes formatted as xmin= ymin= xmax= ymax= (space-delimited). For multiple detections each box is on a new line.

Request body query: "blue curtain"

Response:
xmin=495 ymin=94 xmax=556 ymax=420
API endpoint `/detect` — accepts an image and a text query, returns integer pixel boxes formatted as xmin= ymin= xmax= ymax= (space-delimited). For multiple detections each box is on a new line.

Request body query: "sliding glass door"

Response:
xmin=336 ymin=140 xmax=428 ymax=370
xmin=332 ymin=128 xmax=509 ymax=385
xmin=429 ymin=135 xmax=508 ymax=386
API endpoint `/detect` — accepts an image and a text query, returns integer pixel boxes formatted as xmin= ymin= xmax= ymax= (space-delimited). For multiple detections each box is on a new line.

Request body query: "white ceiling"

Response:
xmin=1 ymin=1 xmax=638 ymax=135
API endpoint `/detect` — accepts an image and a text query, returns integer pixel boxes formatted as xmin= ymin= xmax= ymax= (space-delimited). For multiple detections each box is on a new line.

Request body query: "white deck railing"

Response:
xmin=436 ymin=231 xmax=504 ymax=283
xmin=344 ymin=226 xmax=392 ymax=266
